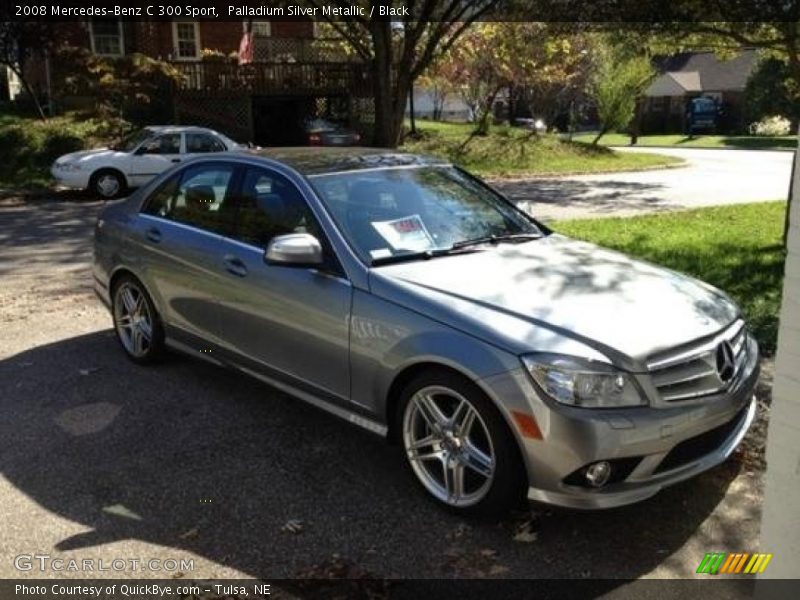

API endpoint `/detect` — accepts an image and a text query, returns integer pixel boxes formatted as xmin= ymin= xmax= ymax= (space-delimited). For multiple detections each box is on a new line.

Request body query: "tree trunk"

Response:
xmin=783 ymin=56 xmax=800 ymax=248
xmin=507 ymin=85 xmax=515 ymax=126
xmin=408 ymin=84 xmax=416 ymax=136
xmin=9 ymin=64 xmax=46 ymax=121
xmin=592 ymin=126 xmax=609 ymax=146
xmin=370 ymin=20 xmax=395 ymax=147
xmin=786 ymin=124 xmax=799 ymax=248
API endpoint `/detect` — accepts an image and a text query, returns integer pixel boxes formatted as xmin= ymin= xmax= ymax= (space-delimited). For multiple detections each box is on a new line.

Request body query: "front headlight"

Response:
xmin=521 ymin=354 xmax=646 ymax=408
xmin=55 ymin=162 xmax=82 ymax=172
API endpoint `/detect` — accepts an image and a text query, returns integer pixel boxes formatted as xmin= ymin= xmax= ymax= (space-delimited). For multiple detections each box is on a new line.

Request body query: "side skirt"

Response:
xmin=164 ymin=327 xmax=388 ymax=438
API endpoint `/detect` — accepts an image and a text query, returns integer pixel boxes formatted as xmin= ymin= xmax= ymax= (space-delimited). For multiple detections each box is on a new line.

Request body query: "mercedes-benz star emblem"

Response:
xmin=716 ymin=341 xmax=736 ymax=384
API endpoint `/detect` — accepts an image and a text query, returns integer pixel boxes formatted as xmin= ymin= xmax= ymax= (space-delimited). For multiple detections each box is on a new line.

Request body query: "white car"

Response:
xmin=51 ymin=126 xmax=242 ymax=198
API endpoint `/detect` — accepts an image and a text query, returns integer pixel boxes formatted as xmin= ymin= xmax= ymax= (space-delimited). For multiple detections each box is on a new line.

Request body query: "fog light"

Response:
xmin=585 ymin=461 xmax=612 ymax=487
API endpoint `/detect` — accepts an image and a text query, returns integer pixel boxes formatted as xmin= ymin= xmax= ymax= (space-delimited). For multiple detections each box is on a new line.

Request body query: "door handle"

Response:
xmin=171 ymin=158 xmax=181 ymax=163
xmin=145 ymin=227 xmax=162 ymax=243
xmin=223 ymin=255 xmax=248 ymax=277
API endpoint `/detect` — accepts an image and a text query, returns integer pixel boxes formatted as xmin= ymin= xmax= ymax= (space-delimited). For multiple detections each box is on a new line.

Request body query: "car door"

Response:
xmin=134 ymin=162 xmax=238 ymax=346
xmin=213 ymin=165 xmax=352 ymax=401
xmin=128 ymin=133 xmax=183 ymax=187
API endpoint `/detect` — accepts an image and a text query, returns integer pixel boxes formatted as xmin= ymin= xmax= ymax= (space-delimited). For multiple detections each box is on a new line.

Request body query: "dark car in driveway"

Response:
xmin=304 ymin=118 xmax=361 ymax=146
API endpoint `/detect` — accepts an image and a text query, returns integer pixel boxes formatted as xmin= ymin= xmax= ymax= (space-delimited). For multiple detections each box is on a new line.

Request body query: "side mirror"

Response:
xmin=265 ymin=233 xmax=323 ymax=267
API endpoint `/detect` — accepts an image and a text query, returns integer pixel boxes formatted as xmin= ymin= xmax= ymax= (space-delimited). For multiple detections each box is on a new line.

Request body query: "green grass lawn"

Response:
xmin=553 ymin=202 xmax=787 ymax=356
xmin=572 ymin=132 xmax=798 ymax=151
xmin=402 ymin=120 xmax=682 ymax=178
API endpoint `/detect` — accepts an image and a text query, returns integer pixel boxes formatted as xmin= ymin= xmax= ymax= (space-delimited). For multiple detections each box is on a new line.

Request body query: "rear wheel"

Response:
xmin=398 ymin=369 xmax=525 ymax=516
xmin=90 ymin=169 xmax=126 ymax=199
xmin=111 ymin=275 xmax=165 ymax=364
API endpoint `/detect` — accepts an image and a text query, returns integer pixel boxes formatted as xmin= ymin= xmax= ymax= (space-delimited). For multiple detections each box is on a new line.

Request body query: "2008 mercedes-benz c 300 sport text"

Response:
xmin=93 ymin=148 xmax=759 ymax=515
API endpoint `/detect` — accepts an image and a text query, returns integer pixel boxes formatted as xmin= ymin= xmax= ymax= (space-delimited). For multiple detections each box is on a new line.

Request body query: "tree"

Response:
xmin=306 ymin=0 xmax=499 ymax=147
xmin=589 ymin=43 xmax=655 ymax=145
xmin=434 ymin=23 xmax=594 ymax=135
xmin=417 ymin=53 xmax=461 ymax=121
xmin=744 ymin=57 xmax=800 ymax=130
xmin=51 ymin=46 xmax=180 ymax=125
xmin=0 ymin=22 xmax=53 ymax=120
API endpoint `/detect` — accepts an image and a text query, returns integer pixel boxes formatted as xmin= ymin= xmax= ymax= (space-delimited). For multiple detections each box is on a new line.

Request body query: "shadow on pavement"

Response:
xmin=0 ymin=329 xmax=751 ymax=581
xmin=493 ymin=179 xmax=672 ymax=219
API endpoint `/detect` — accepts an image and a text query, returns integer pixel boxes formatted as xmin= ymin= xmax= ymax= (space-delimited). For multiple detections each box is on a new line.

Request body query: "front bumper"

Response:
xmin=526 ymin=395 xmax=756 ymax=509
xmin=51 ymin=165 xmax=90 ymax=190
xmin=481 ymin=337 xmax=759 ymax=510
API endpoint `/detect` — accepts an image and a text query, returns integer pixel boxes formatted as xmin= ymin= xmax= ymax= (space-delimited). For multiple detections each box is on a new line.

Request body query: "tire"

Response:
xmin=397 ymin=369 xmax=526 ymax=517
xmin=90 ymin=169 xmax=126 ymax=199
xmin=111 ymin=274 xmax=165 ymax=364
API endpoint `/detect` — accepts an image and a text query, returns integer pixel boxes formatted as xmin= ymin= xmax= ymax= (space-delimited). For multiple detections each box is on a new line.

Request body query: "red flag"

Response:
xmin=238 ymin=31 xmax=253 ymax=65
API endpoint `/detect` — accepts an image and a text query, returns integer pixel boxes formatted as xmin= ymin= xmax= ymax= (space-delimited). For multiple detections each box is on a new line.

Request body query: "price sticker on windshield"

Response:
xmin=372 ymin=215 xmax=435 ymax=252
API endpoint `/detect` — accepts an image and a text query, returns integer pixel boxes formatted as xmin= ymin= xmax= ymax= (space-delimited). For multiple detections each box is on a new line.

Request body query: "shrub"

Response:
xmin=0 ymin=113 xmax=130 ymax=187
xmin=749 ymin=115 xmax=792 ymax=136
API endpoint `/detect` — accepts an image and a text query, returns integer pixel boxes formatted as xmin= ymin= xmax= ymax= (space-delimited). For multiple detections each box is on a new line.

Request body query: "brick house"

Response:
xmin=641 ymin=50 xmax=758 ymax=134
xmin=15 ymin=18 xmax=371 ymax=145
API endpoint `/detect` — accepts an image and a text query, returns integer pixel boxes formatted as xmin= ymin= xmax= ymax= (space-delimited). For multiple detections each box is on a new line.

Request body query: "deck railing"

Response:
xmin=173 ymin=60 xmax=371 ymax=96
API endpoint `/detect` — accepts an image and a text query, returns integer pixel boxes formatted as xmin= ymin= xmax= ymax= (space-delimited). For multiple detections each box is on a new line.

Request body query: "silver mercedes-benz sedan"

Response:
xmin=93 ymin=148 xmax=759 ymax=515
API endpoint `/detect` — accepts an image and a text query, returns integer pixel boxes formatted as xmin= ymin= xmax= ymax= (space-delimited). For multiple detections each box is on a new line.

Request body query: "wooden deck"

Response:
xmin=173 ymin=61 xmax=372 ymax=97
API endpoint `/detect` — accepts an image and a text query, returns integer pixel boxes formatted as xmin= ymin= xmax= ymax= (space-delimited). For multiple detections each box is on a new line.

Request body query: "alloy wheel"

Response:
xmin=113 ymin=282 xmax=153 ymax=358
xmin=402 ymin=385 xmax=496 ymax=507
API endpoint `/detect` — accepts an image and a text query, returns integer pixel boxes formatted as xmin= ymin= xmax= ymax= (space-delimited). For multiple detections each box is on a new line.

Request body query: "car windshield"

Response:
xmin=113 ymin=129 xmax=153 ymax=152
xmin=309 ymin=166 xmax=543 ymax=265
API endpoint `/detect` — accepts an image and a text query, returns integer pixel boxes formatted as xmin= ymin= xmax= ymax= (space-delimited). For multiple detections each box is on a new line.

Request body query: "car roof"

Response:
xmin=251 ymin=147 xmax=449 ymax=176
xmin=145 ymin=125 xmax=221 ymax=135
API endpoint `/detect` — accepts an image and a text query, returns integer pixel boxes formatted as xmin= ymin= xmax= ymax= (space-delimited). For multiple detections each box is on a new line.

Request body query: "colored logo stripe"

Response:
xmin=697 ymin=553 xmax=773 ymax=574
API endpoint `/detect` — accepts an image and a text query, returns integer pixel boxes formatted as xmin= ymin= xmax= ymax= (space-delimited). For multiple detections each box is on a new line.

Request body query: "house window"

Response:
xmin=173 ymin=22 xmax=200 ymax=59
xmin=252 ymin=21 xmax=271 ymax=37
xmin=90 ymin=18 xmax=123 ymax=56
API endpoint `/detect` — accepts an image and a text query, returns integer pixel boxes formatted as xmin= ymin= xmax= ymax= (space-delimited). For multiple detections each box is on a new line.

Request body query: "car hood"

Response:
xmin=55 ymin=148 xmax=127 ymax=164
xmin=369 ymin=235 xmax=739 ymax=365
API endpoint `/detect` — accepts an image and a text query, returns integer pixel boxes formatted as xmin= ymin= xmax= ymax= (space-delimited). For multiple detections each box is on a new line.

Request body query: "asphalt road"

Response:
xmin=494 ymin=147 xmax=794 ymax=221
xmin=0 ymin=191 xmax=766 ymax=587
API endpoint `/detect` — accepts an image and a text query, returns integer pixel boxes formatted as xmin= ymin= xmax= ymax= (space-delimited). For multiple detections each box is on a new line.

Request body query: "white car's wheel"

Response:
xmin=90 ymin=169 xmax=126 ymax=199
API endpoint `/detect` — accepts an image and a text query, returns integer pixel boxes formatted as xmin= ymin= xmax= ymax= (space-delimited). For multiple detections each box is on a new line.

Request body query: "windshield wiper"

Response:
xmin=450 ymin=232 xmax=541 ymax=250
xmin=371 ymin=233 xmax=542 ymax=266
xmin=371 ymin=248 xmax=452 ymax=267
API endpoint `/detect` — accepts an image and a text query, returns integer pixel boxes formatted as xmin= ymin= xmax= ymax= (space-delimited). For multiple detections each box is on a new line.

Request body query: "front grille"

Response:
xmin=654 ymin=405 xmax=748 ymax=473
xmin=647 ymin=320 xmax=748 ymax=403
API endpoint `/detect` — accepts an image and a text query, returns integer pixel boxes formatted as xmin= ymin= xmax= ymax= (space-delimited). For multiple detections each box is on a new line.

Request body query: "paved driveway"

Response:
xmin=0 ymin=195 xmax=767 ymax=584
xmin=493 ymin=147 xmax=794 ymax=222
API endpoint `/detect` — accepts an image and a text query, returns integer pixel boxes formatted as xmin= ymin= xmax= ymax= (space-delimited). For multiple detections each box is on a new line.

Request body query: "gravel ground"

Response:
xmin=0 ymin=192 xmax=771 ymax=584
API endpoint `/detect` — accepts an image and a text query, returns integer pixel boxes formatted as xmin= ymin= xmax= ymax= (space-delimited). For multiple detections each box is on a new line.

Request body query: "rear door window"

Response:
xmin=141 ymin=164 xmax=237 ymax=236
xmin=186 ymin=133 xmax=227 ymax=153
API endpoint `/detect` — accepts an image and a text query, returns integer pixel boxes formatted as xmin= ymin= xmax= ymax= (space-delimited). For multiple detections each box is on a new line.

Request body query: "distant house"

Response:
xmin=13 ymin=18 xmax=371 ymax=145
xmin=641 ymin=49 xmax=758 ymax=134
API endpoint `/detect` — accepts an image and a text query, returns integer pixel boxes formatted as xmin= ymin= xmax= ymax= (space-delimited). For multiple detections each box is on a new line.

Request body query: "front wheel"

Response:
xmin=398 ymin=370 xmax=525 ymax=516
xmin=90 ymin=169 xmax=126 ymax=199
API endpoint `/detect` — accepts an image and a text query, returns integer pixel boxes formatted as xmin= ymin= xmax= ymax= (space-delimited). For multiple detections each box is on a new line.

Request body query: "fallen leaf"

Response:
xmin=282 ymin=519 xmax=303 ymax=534
xmin=513 ymin=519 xmax=539 ymax=543
xmin=489 ymin=565 xmax=510 ymax=575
